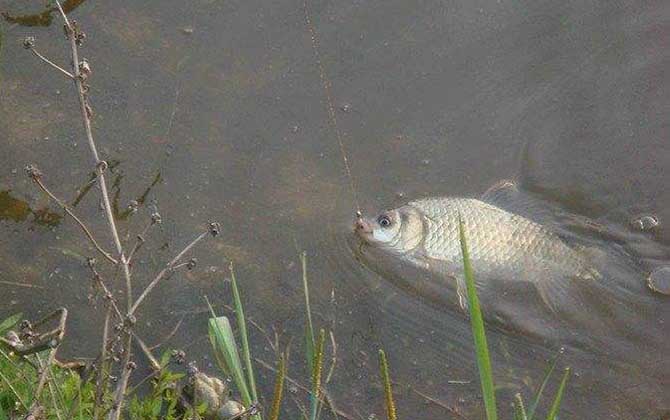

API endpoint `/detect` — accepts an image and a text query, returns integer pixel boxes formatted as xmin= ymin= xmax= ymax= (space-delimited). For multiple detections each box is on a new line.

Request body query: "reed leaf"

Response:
xmin=458 ymin=217 xmax=497 ymax=420
xmin=228 ymin=263 xmax=258 ymax=405
xmin=0 ymin=313 xmax=22 ymax=336
xmin=546 ymin=368 xmax=570 ymax=420
xmin=527 ymin=349 xmax=563 ymax=420
xmin=207 ymin=303 xmax=252 ymax=406
xmin=301 ymin=251 xmax=316 ymax=375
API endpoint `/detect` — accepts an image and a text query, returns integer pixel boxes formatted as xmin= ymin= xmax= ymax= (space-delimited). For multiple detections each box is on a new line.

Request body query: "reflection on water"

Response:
xmin=2 ymin=0 xmax=87 ymax=27
xmin=0 ymin=190 xmax=62 ymax=226
xmin=1 ymin=0 xmax=669 ymax=418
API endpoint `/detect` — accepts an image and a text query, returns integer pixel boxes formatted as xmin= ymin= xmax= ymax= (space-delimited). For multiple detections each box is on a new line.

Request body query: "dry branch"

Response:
xmin=26 ymin=166 xmax=117 ymax=264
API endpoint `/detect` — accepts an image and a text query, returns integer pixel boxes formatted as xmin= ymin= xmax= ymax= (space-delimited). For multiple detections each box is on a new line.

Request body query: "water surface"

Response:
xmin=1 ymin=0 xmax=668 ymax=418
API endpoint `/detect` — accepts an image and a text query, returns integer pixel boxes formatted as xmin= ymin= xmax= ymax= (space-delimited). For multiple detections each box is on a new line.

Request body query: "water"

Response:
xmin=1 ymin=0 xmax=669 ymax=418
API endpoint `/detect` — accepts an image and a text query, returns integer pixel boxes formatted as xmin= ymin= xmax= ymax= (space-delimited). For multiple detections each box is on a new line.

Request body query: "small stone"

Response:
xmin=217 ymin=400 xmax=245 ymax=419
xmin=630 ymin=215 xmax=659 ymax=232
xmin=648 ymin=266 xmax=670 ymax=295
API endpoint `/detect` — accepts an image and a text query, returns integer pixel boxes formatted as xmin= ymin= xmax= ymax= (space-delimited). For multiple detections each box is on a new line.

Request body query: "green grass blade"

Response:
xmin=309 ymin=329 xmax=326 ymax=420
xmin=546 ymin=368 xmax=570 ymax=420
xmin=0 ymin=368 xmax=28 ymax=411
xmin=458 ymin=217 xmax=497 ymax=420
xmin=527 ymin=348 xmax=564 ymax=420
xmin=268 ymin=352 xmax=287 ymax=420
xmin=514 ymin=393 xmax=529 ymax=420
xmin=301 ymin=251 xmax=316 ymax=374
xmin=206 ymin=302 xmax=252 ymax=406
xmin=379 ymin=349 xmax=398 ymax=420
xmin=0 ymin=313 xmax=22 ymax=336
xmin=228 ymin=263 xmax=258 ymax=406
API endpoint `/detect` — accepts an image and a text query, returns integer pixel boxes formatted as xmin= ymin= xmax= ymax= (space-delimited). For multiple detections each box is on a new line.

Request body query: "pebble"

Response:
xmin=647 ymin=266 xmax=670 ymax=295
xmin=630 ymin=215 xmax=659 ymax=232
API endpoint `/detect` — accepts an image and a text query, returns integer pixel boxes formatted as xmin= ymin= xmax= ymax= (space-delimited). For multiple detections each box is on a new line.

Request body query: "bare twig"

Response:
xmin=31 ymin=49 xmax=74 ymax=79
xmin=107 ymin=336 xmax=134 ymax=420
xmin=129 ymin=227 xmax=214 ymax=316
xmin=25 ymin=5 xmax=218 ymax=420
xmin=27 ymin=309 xmax=67 ymax=413
xmin=127 ymin=213 xmax=161 ymax=265
xmin=325 ymin=330 xmax=337 ymax=384
xmin=148 ymin=317 xmax=183 ymax=351
xmin=26 ymin=167 xmax=117 ymax=265
xmin=129 ymin=331 xmax=160 ymax=371
xmin=93 ymin=306 xmax=111 ymax=420
xmin=0 ymin=280 xmax=43 ymax=289
xmin=410 ymin=387 xmax=469 ymax=419
xmin=53 ymin=0 xmax=134 ymax=310
xmin=43 ymin=361 xmax=64 ymax=420
xmin=87 ymin=259 xmax=124 ymax=320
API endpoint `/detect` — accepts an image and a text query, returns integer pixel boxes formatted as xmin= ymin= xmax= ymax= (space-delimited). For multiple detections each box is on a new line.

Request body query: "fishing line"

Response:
xmin=303 ymin=0 xmax=362 ymax=219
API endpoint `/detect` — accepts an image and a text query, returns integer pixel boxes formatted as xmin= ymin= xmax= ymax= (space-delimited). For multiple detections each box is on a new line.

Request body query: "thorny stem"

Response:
xmin=128 ymin=230 xmax=209 ymax=316
xmin=29 ymin=173 xmax=117 ymax=264
xmin=28 ymin=47 xmax=74 ymax=79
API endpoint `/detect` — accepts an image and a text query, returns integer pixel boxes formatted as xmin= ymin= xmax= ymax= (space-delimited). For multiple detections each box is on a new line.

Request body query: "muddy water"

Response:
xmin=1 ymin=0 xmax=668 ymax=418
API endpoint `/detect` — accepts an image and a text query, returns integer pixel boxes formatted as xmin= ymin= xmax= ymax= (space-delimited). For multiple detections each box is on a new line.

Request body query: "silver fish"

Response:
xmin=353 ymin=181 xmax=599 ymax=321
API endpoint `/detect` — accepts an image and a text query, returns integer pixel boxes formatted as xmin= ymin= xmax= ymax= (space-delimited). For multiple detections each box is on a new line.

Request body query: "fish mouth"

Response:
xmin=353 ymin=216 xmax=374 ymax=240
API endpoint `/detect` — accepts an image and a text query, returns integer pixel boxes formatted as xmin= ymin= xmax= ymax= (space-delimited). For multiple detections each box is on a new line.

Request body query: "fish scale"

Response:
xmin=408 ymin=197 xmax=586 ymax=279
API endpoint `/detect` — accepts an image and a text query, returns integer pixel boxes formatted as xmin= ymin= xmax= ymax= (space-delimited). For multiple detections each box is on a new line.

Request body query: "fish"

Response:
xmin=351 ymin=180 xmax=629 ymax=346
xmin=356 ymin=182 xmax=595 ymax=304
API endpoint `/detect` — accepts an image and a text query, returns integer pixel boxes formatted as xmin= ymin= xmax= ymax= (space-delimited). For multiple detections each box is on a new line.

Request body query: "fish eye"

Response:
xmin=377 ymin=214 xmax=392 ymax=228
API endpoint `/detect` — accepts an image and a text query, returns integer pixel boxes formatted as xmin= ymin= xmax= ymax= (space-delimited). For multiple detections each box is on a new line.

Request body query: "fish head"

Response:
xmin=354 ymin=205 xmax=424 ymax=255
